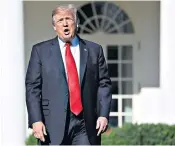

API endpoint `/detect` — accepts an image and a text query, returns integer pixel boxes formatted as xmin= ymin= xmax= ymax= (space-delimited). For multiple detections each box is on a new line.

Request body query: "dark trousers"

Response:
xmin=61 ymin=111 xmax=90 ymax=145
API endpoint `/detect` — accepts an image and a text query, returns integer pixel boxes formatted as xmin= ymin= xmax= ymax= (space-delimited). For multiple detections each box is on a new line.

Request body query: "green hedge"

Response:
xmin=26 ymin=123 xmax=175 ymax=145
xmin=102 ymin=123 xmax=175 ymax=145
xmin=25 ymin=134 xmax=37 ymax=145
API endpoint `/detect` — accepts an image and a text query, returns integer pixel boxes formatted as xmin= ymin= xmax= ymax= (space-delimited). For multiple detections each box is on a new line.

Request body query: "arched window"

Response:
xmin=77 ymin=2 xmax=134 ymax=34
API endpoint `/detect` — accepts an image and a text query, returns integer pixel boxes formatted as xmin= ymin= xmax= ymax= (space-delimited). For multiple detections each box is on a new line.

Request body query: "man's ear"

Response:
xmin=53 ymin=26 xmax=56 ymax=31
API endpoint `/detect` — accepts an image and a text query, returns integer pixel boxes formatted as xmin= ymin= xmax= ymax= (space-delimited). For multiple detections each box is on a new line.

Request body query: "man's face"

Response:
xmin=53 ymin=10 xmax=76 ymax=42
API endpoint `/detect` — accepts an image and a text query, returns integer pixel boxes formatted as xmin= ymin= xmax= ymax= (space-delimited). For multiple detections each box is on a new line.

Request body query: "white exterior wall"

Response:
xmin=134 ymin=0 xmax=175 ymax=124
xmin=160 ymin=0 xmax=175 ymax=124
xmin=116 ymin=1 xmax=160 ymax=88
xmin=0 ymin=0 xmax=26 ymax=144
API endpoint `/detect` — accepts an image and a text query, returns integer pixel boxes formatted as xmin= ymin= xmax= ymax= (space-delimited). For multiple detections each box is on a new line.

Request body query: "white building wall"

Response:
xmin=160 ymin=0 xmax=175 ymax=124
xmin=134 ymin=0 xmax=175 ymax=125
xmin=0 ymin=0 xmax=26 ymax=144
xmin=116 ymin=1 xmax=160 ymax=88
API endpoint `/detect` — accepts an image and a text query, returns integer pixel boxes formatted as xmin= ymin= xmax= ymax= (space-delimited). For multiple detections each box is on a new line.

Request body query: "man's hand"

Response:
xmin=96 ymin=117 xmax=108 ymax=136
xmin=32 ymin=121 xmax=47 ymax=142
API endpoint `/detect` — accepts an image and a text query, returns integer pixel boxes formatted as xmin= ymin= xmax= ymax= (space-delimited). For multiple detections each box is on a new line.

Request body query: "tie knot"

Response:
xmin=65 ymin=42 xmax=71 ymax=47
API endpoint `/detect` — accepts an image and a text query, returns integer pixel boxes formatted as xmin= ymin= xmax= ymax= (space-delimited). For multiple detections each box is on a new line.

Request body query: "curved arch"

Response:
xmin=77 ymin=2 xmax=134 ymax=34
xmin=79 ymin=15 xmax=120 ymax=34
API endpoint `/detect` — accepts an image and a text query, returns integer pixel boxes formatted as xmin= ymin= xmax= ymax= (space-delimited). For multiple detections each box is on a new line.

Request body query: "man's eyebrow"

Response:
xmin=65 ymin=16 xmax=72 ymax=19
xmin=56 ymin=17 xmax=63 ymax=21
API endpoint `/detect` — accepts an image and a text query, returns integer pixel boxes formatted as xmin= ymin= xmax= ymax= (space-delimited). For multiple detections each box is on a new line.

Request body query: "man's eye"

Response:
xmin=57 ymin=19 xmax=63 ymax=23
xmin=66 ymin=18 xmax=73 ymax=21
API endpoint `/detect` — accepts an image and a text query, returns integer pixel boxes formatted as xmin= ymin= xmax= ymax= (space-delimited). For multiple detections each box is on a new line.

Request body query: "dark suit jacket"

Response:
xmin=25 ymin=36 xmax=112 ymax=145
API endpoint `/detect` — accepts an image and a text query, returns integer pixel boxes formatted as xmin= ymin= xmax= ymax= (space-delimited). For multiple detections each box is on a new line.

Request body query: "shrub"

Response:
xmin=26 ymin=123 xmax=175 ymax=145
xmin=25 ymin=134 xmax=37 ymax=145
xmin=102 ymin=123 xmax=175 ymax=145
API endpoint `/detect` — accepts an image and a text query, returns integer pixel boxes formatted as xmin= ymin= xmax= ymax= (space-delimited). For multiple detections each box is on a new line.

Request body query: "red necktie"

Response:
xmin=65 ymin=43 xmax=83 ymax=115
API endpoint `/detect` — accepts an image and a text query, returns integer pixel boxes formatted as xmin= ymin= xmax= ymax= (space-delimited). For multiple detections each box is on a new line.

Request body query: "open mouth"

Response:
xmin=64 ymin=28 xmax=70 ymax=35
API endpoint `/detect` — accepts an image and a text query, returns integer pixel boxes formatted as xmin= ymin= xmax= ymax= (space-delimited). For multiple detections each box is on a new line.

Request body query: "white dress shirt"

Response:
xmin=58 ymin=36 xmax=80 ymax=79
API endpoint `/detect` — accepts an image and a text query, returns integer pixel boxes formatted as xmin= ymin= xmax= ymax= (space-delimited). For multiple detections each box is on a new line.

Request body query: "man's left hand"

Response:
xmin=96 ymin=117 xmax=108 ymax=136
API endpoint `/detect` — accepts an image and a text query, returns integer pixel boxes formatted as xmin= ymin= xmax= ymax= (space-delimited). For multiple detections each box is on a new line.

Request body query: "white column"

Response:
xmin=160 ymin=0 xmax=175 ymax=124
xmin=0 ymin=0 xmax=26 ymax=145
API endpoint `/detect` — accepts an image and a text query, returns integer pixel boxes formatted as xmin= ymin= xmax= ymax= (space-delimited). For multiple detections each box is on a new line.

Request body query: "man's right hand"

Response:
xmin=32 ymin=121 xmax=47 ymax=142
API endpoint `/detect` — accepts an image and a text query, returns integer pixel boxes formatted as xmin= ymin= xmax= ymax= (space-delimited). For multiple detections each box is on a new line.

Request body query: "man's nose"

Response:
xmin=63 ymin=19 xmax=68 ymax=26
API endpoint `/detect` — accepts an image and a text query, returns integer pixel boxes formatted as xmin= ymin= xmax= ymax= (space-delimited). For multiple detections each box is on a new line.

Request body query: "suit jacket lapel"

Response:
xmin=79 ymin=38 xmax=88 ymax=87
xmin=51 ymin=37 xmax=67 ymax=84
xmin=50 ymin=37 xmax=69 ymax=111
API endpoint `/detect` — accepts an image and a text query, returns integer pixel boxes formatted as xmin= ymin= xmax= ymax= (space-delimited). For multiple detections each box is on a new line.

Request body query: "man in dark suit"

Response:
xmin=26 ymin=4 xmax=112 ymax=145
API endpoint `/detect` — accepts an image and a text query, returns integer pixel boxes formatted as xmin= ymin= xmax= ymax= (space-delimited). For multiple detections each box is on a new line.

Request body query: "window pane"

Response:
xmin=85 ymin=23 xmax=94 ymax=31
xmin=102 ymin=19 xmax=109 ymax=31
xmin=98 ymin=18 xmax=103 ymax=26
xmin=122 ymin=116 xmax=132 ymax=124
xmin=91 ymin=19 xmax=96 ymax=28
xmin=109 ymin=116 xmax=118 ymax=127
xmin=122 ymin=81 xmax=133 ymax=94
xmin=119 ymin=22 xmax=134 ymax=33
xmin=122 ymin=99 xmax=132 ymax=112
xmin=121 ymin=45 xmax=133 ymax=60
xmin=77 ymin=11 xmax=85 ymax=25
xmin=81 ymin=3 xmax=93 ymax=18
xmin=110 ymin=99 xmax=118 ymax=112
xmin=122 ymin=64 xmax=132 ymax=78
xmin=111 ymin=81 xmax=119 ymax=94
xmin=110 ymin=29 xmax=118 ymax=34
xmin=115 ymin=11 xmax=129 ymax=25
xmin=108 ymin=64 xmax=118 ymax=77
xmin=107 ymin=46 xmax=118 ymax=60
xmin=82 ymin=29 xmax=91 ymax=34
xmin=106 ymin=3 xmax=120 ymax=18
xmin=94 ymin=2 xmax=105 ymax=15
xmin=106 ymin=23 xmax=115 ymax=32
